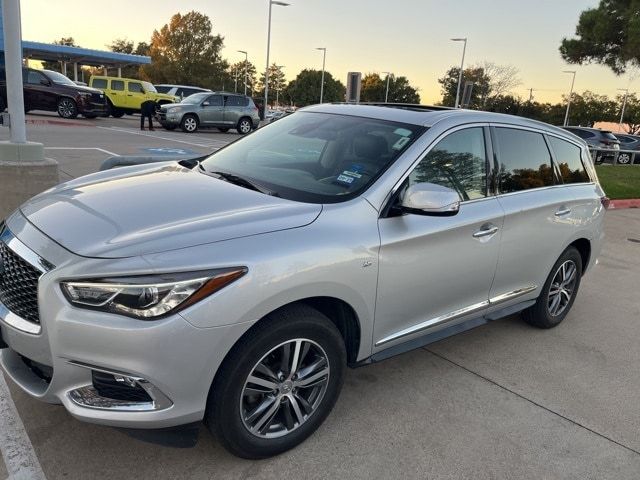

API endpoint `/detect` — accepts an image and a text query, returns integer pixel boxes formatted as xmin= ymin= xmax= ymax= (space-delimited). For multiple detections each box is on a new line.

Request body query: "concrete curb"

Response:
xmin=609 ymin=199 xmax=640 ymax=209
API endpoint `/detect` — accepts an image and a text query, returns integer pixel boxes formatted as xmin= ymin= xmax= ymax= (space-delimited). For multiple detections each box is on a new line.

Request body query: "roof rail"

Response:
xmin=331 ymin=102 xmax=455 ymax=112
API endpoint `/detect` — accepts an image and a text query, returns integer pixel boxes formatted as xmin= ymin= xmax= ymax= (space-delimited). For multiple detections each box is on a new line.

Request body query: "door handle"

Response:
xmin=473 ymin=225 xmax=499 ymax=238
xmin=555 ymin=207 xmax=571 ymax=216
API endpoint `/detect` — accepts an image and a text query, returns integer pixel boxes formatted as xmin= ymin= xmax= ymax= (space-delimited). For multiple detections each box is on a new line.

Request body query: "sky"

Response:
xmin=19 ymin=0 xmax=637 ymax=105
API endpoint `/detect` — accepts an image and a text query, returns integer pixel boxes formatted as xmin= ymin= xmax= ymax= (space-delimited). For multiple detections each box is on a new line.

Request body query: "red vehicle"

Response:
xmin=0 ymin=68 xmax=108 ymax=119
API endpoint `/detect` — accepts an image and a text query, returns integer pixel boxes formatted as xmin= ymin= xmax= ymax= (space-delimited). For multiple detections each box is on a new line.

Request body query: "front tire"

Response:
xmin=207 ymin=304 xmax=346 ymax=459
xmin=180 ymin=114 xmax=199 ymax=133
xmin=522 ymin=246 xmax=582 ymax=329
xmin=236 ymin=117 xmax=253 ymax=135
xmin=57 ymin=98 xmax=78 ymax=119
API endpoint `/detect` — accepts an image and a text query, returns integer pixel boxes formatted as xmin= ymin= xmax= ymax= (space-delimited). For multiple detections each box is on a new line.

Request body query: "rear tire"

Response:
xmin=180 ymin=114 xmax=199 ymax=133
xmin=57 ymin=98 xmax=78 ymax=119
xmin=236 ymin=117 xmax=253 ymax=135
xmin=206 ymin=304 xmax=346 ymax=459
xmin=522 ymin=246 xmax=582 ymax=329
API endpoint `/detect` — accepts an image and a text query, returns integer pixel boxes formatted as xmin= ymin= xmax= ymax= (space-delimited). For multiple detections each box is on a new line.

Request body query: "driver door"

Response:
xmin=199 ymin=94 xmax=224 ymax=125
xmin=373 ymin=126 xmax=504 ymax=350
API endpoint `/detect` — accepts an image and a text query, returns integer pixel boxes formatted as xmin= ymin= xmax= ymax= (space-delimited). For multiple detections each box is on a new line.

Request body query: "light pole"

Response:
xmin=451 ymin=37 xmax=467 ymax=108
xmin=618 ymin=88 xmax=629 ymax=132
xmin=238 ymin=50 xmax=248 ymax=96
xmin=562 ymin=70 xmax=576 ymax=127
xmin=382 ymin=72 xmax=392 ymax=103
xmin=316 ymin=47 xmax=326 ymax=103
xmin=264 ymin=0 xmax=290 ymax=117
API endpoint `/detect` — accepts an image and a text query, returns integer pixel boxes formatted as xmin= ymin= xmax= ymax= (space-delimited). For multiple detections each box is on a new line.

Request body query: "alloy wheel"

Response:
xmin=240 ymin=338 xmax=330 ymax=439
xmin=547 ymin=260 xmax=577 ymax=317
xmin=239 ymin=120 xmax=251 ymax=134
xmin=58 ymin=99 xmax=76 ymax=118
xmin=183 ymin=117 xmax=197 ymax=132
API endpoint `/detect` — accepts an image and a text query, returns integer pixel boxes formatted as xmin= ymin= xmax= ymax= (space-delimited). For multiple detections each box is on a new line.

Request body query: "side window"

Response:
xmin=111 ymin=80 xmax=124 ymax=91
xmin=548 ymin=137 xmax=590 ymax=184
xmin=128 ymin=82 xmax=143 ymax=93
xmin=26 ymin=70 xmax=47 ymax=85
xmin=154 ymin=86 xmax=170 ymax=94
xmin=206 ymin=95 xmax=223 ymax=106
xmin=408 ymin=127 xmax=487 ymax=201
xmin=225 ymin=96 xmax=245 ymax=107
xmin=92 ymin=78 xmax=108 ymax=89
xmin=176 ymin=88 xmax=185 ymax=98
xmin=495 ymin=128 xmax=555 ymax=193
xmin=575 ymin=130 xmax=594 ymax=139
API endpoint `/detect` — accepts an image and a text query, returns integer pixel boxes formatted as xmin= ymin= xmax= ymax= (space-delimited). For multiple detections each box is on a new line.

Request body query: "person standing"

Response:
xmin=140 ymin=99 xmax=157 ymax=131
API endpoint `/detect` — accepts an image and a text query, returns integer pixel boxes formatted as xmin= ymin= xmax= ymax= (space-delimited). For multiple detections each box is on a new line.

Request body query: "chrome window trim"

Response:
xmin=375 ymin=285 xmax=537 ymax=347
xmin=0 ymin=302 xmax=41 ymax=335
xmin=495 ymin=182 xmax=596 ymax=200
xmin=382 ymin=122 xmax=493 ymax=211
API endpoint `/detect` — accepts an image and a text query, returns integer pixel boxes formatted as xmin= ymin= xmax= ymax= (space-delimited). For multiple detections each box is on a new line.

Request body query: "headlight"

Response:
xmin=166 ymin=106 xmax=183 ymax=113
xmin=61 ymin=268 xmax=247 ymax=319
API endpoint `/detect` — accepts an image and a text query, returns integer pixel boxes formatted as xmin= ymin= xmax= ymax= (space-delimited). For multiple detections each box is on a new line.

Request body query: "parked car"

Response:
xmin=88 ymin=76 xmax=178 ymax=117
xmin=562 ymin=126 xmax=620 ymax=163
xmin=0 ymin=104 xmax=606 ymax=459
xmin=154 ymin=84 xmax=211 ymax=100
xmin=158 ymin=92 xmax=260 ymax=134
xmin=0 ymin=68 xmax=107 ymax=119
xmin=613 ymin=133 xmax=640 ymax=164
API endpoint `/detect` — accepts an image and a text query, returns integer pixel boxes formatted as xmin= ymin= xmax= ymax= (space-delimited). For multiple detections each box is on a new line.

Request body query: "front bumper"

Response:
xmin=0 ymin=212 xmax=251 ymax=429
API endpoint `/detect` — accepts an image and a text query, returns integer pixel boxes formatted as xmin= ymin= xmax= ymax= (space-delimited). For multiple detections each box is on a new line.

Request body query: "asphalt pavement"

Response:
xmin=1 ymin=113 xmax=639 ymax=479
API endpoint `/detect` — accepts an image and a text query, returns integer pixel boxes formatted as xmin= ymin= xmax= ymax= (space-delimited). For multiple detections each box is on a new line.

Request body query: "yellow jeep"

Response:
xmin=89 ymin=76 xmax=178 ymax=117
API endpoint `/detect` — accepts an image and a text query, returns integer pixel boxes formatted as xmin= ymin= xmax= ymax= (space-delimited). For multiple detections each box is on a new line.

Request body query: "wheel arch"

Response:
xmin=568 ymin=238 xmax=591 ymax=275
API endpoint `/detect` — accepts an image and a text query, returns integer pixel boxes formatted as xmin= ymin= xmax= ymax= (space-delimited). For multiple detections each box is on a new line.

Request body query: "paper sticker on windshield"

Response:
xmin=341 ymin=170 xmax=362 ymax=179
xmin=392 ymin=136 xmax=411 ymax=150
xmin=394 ymin=128 xmax=412 ymax=137
xmin=336 ymin=174 xmax=355 ymax=184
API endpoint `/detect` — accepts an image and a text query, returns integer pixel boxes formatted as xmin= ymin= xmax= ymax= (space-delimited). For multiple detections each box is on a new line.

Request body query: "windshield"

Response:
xmin=142 ymin=81 xmax=157 ymax=93
xmin=182 ymin=92 xmax=210 ymax=104
xmin=200 ymin=111 xmax=425 ymax=203
xmin=43 ymin=70 xmax=76 ymax=86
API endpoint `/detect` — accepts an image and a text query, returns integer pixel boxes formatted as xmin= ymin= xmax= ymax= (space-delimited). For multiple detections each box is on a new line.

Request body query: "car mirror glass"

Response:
xmin=400 ymin=182 xmax=460 ymax=216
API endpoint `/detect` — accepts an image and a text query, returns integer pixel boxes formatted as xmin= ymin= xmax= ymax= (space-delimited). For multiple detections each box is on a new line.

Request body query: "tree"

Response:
xmin=360 ymin=73 xmax=420 ymax=103
xmin=141 ymin=11 xmax=228 ymax=90
xmin=107 ymin=38 xmax=150 ymax=78
xmin=256 ymin=63 xmax=287 ymax=103
xmin=564 ymin=91 xmax=618 ymax=126
xmin=42 ymin=37 xmax=78 ymax=72
xmin=437 ymin=62 xmax=520 ymax=108
xmin=617 ymin=93 xmax=640 ymax=133
xmin=386 ymin=76 xmax=420 ymax=103
xmin=360 ymin=73 xmax=385 ymax=102
xmin=229 ymin=60 xmax=257 ymax=95
xmin=284 ymin=69 xmax=345 ymax=107
xmin=560 ymin=0 xmax=640 ymax=74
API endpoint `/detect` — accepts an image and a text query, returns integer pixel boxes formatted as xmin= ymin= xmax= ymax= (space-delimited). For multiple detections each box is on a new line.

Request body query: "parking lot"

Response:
xmin=1 ymin=114 xmax=640 ymax=479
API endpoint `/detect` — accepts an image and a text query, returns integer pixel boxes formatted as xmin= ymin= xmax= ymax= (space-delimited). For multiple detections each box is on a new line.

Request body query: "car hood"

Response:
xmin=20 ymin=163 xmax=322 ymax=259
xmin=59 ymin=84 xmax=104 ymax=95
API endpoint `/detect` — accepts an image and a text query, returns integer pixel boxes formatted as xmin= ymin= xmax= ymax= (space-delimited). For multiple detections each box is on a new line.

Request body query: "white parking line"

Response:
xmin=44 ymin=147 xmax=119 ymax=157
xmin=0 ymin=372 xmax=46 ymax=480
xmin=97 ymin=126 xmax=219 ymax=149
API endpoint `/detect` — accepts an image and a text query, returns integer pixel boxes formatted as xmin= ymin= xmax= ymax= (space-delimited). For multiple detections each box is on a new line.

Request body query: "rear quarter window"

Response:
xmin=494 ymin=127 xmax=555 ymax=193
xmin=548 ymin=136 xmax=590 ymax=184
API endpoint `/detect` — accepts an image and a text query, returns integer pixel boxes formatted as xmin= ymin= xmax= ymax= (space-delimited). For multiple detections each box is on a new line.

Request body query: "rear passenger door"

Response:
xmin=223 ymin=95 xmax=246 ymax=126
xmin=488 ymin=126 xmax=583 ymax=314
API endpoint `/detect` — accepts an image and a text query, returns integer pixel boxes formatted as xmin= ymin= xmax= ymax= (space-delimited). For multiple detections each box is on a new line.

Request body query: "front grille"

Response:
xmin=0 ymin=241 xmax=42 ymax=324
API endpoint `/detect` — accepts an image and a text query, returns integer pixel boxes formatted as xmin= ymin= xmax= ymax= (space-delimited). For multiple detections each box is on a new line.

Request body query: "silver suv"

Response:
xmin=158 ymin=92 xmax=260 ymax=134
xmin=0 ymin=104 xmax=606 ymax=458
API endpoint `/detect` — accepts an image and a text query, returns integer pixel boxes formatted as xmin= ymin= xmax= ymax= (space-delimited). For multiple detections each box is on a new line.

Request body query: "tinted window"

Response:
xmin=206 ymin=95 xmax=223 ymax=106
xmin=549 ymin=137 xmax=590 ymax=184
xmin=601 ymin=131 xmax=618 ymax=141
xmin=111 ymin=80 xmax=124 ymax=91
xmin=155 ymin=85 xmax=171 ymax=93
xmin=92 ymin=78 xmax=108 ymax=89
xmin=225 ymin=96 xmax=246 ymax=107
xmin=409 ymin=128 xmax=487 ymax=201
xmin=615 ymin=135 xmax=632 ymax=143
xmin=128 ymin=82 xmax=143 ymax=93
xmin=495 ymin=128 xmax=555 ymax=193
xmin=570 ymin=129 xmax=594 ymax=139
xmin=26 ymin=70 xmax=47 ymax=85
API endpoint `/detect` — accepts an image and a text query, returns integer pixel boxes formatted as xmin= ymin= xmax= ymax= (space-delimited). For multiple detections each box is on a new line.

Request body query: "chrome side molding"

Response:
xmin=375 ymin=285 xmax=538 ymax=347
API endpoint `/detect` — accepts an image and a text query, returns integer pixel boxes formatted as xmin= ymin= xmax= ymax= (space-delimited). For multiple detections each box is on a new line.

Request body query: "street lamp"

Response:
xmin=451 ymin=38 xmax=467 ymax=108
xmin=237 ymin=50 xmax=248 ymax=96
xmin=264 ymin=0 xmax=290 ymax=117
xmin=382 ymin=72 xmax=392 ymax=103
xmin=316 ymin=47 xmax=326 ymax=103
xmin=562 ymin=70 xmax=576 ymax=127
xmin=618 ymin=88 xmax=629 ymax=132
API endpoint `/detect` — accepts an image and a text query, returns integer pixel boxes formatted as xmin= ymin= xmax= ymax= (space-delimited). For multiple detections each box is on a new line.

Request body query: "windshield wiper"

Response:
xmin=205 ymin=168 xmax=278 ymax=196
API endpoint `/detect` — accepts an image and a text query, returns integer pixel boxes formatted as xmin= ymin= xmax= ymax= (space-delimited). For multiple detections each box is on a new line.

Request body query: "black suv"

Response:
xmin=562 ymin=126 xmax=620 ymax=163
xmin=0 ymin=68 xmax=107 ymax=119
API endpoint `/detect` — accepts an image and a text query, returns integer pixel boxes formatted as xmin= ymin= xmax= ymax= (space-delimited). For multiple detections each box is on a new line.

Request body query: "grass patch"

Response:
xmin=595 ymin=165 xmax=640 ymax=199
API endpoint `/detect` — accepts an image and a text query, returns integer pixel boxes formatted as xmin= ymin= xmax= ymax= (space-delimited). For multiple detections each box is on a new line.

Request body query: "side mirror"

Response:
xmin=400 ymin=182 xmax=460 ymax=216
xmin=202 ymin=101 xmax=210 ymax=106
